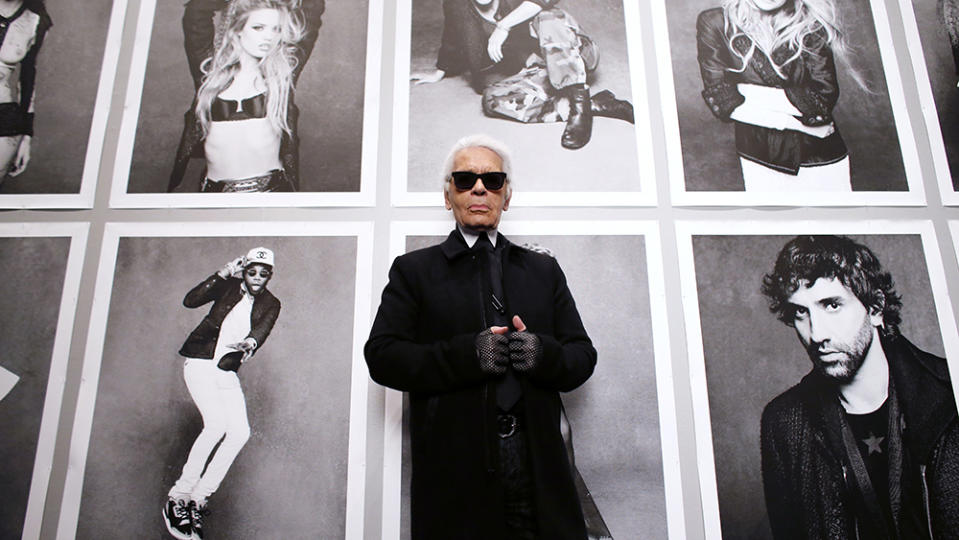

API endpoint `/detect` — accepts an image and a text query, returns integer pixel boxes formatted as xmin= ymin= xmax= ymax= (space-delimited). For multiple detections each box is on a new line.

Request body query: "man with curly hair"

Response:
xmin=758 ymin=235 xmax=959 ymax=539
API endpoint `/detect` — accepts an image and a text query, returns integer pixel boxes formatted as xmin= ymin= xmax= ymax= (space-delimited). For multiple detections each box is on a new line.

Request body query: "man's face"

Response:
xmin=785 ymin=277 xmax=883 ymax=383
xmin=444 ymin=146 xmax=511 ymax=233
xmin=243 ymin=263 xmax=273 ymax=296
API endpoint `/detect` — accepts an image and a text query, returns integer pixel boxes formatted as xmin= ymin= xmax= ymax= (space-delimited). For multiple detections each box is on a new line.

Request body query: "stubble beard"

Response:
xmin=807 ymin=315 xmax=875 ymax=384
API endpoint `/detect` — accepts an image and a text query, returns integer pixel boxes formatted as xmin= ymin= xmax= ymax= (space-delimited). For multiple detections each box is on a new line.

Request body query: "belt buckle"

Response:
xmin=497 ymin=414 xmax=518 ymax=439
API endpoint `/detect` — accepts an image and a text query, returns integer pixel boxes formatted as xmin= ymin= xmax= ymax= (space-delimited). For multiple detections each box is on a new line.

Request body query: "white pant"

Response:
xmin=741 ymin=156 xmax=851 ymax=192
xmin=168 ymin=358 xmax=250 ymax=504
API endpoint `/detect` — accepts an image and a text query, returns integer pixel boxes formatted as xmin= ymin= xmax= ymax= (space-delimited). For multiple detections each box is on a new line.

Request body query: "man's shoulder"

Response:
xmin=394 ymin=243 xmax=448 ymax=266
xmin=886 ymin=334 xmax=950 ymax=382
xmin=508 ymin=240 xmax=560 ymax=266
xmin=762 ymin=374 xmax=820 ymax=425
xmin=257 ymin=288 xmax=281 ymax=309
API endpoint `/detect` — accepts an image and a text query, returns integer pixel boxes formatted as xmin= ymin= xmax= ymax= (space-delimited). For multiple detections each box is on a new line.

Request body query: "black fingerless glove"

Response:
xmin=509 ymin=331 xmax=542 ymax=372
xmin=476 ymin=329 xmax=508 ymax=375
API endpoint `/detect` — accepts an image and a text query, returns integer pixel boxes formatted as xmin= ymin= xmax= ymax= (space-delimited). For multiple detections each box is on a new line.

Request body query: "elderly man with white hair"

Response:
xmin=366 ymin=134 xmax=597 ymax=539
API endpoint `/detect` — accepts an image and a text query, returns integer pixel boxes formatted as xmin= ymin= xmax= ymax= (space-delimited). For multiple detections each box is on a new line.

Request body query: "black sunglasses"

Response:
xmin=245 ymin=268 xmax=272 ymax=278
xmin=450 ymin=171 xmax=508 ymax=191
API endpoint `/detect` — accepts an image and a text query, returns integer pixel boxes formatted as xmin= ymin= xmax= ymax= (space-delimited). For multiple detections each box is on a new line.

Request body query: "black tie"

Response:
xmin=477 ymin=234 xmax=522 ymax=410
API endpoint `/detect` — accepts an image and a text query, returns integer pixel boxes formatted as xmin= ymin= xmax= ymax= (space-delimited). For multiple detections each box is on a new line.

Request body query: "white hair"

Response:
xmin=440 ymin=134 xmax=513 ymax=197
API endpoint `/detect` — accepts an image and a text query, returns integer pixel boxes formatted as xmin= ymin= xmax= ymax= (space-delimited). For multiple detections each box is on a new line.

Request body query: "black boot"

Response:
xmin=561 ymin=83 xmax=592 ymax=150
xmin=591 ymin=89 xmax=634 ymax=124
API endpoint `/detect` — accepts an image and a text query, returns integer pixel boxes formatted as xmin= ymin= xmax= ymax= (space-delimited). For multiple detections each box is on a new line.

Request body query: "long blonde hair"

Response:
xmin=722 ymin=0 xmax=855 ymax=82
xmin=195 ymin=0 xmax=305 ymax=137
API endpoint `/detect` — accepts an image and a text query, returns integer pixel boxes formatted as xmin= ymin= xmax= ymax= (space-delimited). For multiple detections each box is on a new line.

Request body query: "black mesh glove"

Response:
xmin=476 ymin=329 xmax=508 ymax=375
xmin=509 ymin=331 xmax=542 ymax=372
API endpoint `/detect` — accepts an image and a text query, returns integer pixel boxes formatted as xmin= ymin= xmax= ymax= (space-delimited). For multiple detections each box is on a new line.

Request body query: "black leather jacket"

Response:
xmin=178 ymin=274 xmax=281 ymax=360
xmin=696 ymin=7 xmax=847 ymax=175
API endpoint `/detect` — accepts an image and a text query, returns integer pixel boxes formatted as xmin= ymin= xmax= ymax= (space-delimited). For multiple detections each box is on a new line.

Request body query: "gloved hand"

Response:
xmin=509 ymin=331 xmax=542 ymax=372
xmin=508 ymin=315 xmax=542 ymax=372
xmin=476 ymin=327 xmax=509 ymax=375
xmin=217 ymin=256 xmax=245 ymax=279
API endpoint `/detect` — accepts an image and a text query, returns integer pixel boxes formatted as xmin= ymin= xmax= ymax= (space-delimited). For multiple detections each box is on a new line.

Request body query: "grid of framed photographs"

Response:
xmin=2 ymin=0 xmax=959 ymax=539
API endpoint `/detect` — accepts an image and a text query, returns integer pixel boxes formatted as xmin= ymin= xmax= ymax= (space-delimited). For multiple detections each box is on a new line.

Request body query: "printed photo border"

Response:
xmin=109 ymin=0 xmax=383 ymax=208
xmin=0 ymin=1 xmax=126 ymax=209
xmin=390 ymin=0 xmax=657 ymax=207
xmin=675 ymin=220 xmax=959 ymax=538
xmin=377 ymin=220 xmax=684 ymax=539
xmin=898 ymin=0 xmax=959 ymax=205
xmin=0 ymin=222 xmax=88 ymax=538
xmin=651 ymin=0 xmax=926 ymax=207
xmin=56 ymin=221 xmax=373 ymax=539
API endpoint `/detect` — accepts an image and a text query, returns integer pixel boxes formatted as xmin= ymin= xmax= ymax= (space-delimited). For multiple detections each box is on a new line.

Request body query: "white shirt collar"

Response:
xmin=457 ymin=225 xmax=498 ymax=248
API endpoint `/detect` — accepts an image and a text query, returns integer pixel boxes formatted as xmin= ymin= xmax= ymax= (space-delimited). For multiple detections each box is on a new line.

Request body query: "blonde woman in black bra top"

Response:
xmin=170 ymin=0 xmax=324 ymax=193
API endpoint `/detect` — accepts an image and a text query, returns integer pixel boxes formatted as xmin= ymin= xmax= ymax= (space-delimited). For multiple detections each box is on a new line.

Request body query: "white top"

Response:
xmin=212 ymin=284 xmax=255 ymax=362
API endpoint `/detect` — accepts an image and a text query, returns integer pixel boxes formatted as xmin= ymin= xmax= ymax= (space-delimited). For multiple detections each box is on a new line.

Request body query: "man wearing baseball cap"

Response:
xmin=163 ymin=247 xmax=280 ymax=540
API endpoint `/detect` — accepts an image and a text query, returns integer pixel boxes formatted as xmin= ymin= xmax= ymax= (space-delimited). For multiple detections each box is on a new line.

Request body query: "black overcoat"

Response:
xmin=365 ymin=231 xmax=595 ymax=539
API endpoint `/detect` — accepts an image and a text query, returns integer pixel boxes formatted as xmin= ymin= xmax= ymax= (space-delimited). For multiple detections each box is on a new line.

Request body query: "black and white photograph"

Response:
xmin=652 ymin=0 xmax=924 ymax=206
xmin=676 ymin=222 xmax=959 ymax=538
xmin=899 ymin=0 xmax=959 ymax=205
xmin=392 ymin=0 xmax=655 ymax=206
xmin=110 ymin=0 xmax=381 ymax=208
xmin=0 ymin=1 xmax=123 ymax=208
xmin=58 ymin=222 xmax=373 ymax=539
xmin=0 ymin=222 xmax=87 ymax=539
xmin=376 ymin=220 xmax=683 ymax=539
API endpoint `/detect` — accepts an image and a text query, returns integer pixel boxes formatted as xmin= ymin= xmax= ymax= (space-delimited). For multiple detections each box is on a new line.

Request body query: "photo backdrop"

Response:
xmin=58 ymin=225 xmax=372 ymax=539
xmin=383 ymin=222 xmax=683 ymax=540
xmin=677 ymin=223 xmax=959 ymax=539
xmin=0 ymin=237 xmax=70 ymax=539
xmin=116 ymin=0 xmax=378 ymax=204
xmin=0 ymin=0 xmax=957 ymax=538
xmin=0 ymin=0 xmax=121 ymax=207
xmin=652 ymin=0 xmax=924 ymax=206
xmin=394 ymin=0 xmax=656 ymax=206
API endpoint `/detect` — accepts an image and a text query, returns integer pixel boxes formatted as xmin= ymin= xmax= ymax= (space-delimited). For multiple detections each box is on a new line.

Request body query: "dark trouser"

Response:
xmin=498 ymin=413 xmax=538 ymax=539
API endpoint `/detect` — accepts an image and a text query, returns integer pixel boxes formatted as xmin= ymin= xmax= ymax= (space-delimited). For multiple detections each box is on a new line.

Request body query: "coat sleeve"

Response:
xmin=292 ymin=0 xmax=324 ymax=84
xmin=183 ymin=274 xmax=230 ymax=308
xmin=248 ymin=296 xmax=280 ymax=353
xmin=761 ymin=402 xmax=802 ymax=540
xmin=364 ymin=257 xmax=488 ymax=394
xmin=783 ymin=30 xmax=839 ymax=127
xmin=525 ymin=258 xmax=596 ymax=392
xmin=182 ymin=0 xmax=226 ymax=90
xmin=697 ymin=9 xmax=745 ymax=122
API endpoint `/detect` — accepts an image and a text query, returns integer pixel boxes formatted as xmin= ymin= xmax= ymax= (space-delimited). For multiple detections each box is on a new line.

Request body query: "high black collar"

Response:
xmin=440 ymin=229 xmax=512 ymax=261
